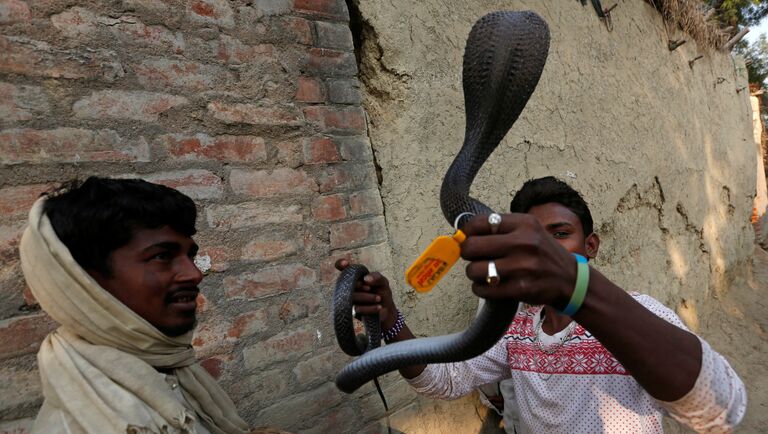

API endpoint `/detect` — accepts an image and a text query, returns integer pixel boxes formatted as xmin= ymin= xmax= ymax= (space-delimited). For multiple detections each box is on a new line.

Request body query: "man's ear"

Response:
xmin=585 ymin=232 xmax=600 ymax=259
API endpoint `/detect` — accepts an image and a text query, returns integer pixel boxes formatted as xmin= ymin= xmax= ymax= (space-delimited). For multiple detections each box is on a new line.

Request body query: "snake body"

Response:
xmin=333 ymin=10 xmax=550 ymax=394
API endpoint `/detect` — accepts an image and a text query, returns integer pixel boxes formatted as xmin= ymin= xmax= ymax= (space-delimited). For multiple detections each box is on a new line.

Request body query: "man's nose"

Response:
xmin=178 ymin=256 xmax=204 ymax=284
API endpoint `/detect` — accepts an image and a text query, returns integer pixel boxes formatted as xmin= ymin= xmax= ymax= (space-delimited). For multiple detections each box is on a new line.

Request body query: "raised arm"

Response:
xmin=334 ymin=259 xmax=511 ymax=397
xmin=459 ymin=213 xmax=745 ymax=426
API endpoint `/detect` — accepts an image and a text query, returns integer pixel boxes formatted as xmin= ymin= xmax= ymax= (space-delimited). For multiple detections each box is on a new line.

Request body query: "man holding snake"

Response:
xmin=337 ymin=176 xmax=746 ymax=433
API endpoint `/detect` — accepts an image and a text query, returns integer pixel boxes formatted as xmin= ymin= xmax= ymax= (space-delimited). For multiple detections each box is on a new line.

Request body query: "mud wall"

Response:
xmin=352 ymin=0 xmax=760 ymax=431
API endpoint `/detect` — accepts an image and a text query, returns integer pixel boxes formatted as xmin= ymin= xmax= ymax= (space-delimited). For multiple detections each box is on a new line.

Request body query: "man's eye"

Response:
xmin=553 ymin=232 xmax=569 ymax=239
xmin=151 ymin=252 xmax=171 ymax=261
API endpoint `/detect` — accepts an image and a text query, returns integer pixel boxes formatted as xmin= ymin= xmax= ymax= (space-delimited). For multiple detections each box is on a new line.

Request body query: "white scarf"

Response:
xmin=19 ymin=198 xmax=249 ymax=434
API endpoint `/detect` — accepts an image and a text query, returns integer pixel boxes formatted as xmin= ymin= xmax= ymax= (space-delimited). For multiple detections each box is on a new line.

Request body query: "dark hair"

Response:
xmin=43 ymin=177 xmax=197 ymax=276
xmin=509 ymin=176 xmax=594 ymax=235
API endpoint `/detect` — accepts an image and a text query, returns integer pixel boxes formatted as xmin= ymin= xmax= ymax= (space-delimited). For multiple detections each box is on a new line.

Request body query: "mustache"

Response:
xmin=164 ymin=286 xmax=200 ymax=302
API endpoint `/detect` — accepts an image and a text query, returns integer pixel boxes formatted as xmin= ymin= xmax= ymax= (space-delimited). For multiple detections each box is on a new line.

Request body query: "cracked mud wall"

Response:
xmin=350 ymin=0 xmax=760 ymax=431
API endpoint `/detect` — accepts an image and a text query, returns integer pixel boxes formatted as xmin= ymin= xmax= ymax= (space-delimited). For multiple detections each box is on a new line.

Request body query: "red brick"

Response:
xmin=306 ymin=48 xmax=357 ymax=76
xmin=277 ymin=291 xmax=322 ymax=322
xmin=51 ymin=9 xmax=185 ymax=54
xmin=144 ymin=169 xmax=223 ymax=200
xmin=294 ymin=76 xmax=324 ymax=103
xmin=224 ymin=264 xmax=316 ymax=300
xmin=311 ymin=194 xmax=346 ymax=221
xmin=0 ymin=222 xmax=24 ymax=257
xmin=191 ymin=319 xmax=233 ymax=358
xmin=0 ymin=184 xmax=52 ymax=218
xmin=315 ymin=20 xmax=353 ymax=50
xmin=0 ymin=82 xmax=50 ymax=124
xmin=207 ymin=101 xmax=300 ymax=126
xmin=227 ymin=308 xmax=269 ymax=338
xmin=276 ymin=140 xmax=303 ymax=168
xmin=0 ymin=128 xmax=150 ymax=164
xmin=319 ymin=243 xmax=391 ymax=284
xmin=112 ymin=17 xmax=185 ymax=54
xmin=195 ymin=245 xmax=237 ymax=273
xmin=134 ymin=58 xmax=233 ymax=91
xmin=22 ymin=285 xmax=37 ymax=307
xmin=293 ymin=0 xmax=348 ymax=21
xmin=195 ymin=292 xmax=210 ymax=313
xmin=337 ymin=135 xmax=373 ymax=161
xmin=0 ymin=0 xmax=30 ymax=24
xmin=73 ymin=90 xmax=187 ymax=123
xmin=242 ymin=237 xmax=298 ymax=262
xmin=0 ymin=364 xmax=41 ymax=418
xmin=327 ymin=78 xmax=362 ymax=104
xmin=302 ymin=405 xmax=358 ymax=434
xmin=251 ymin=0 xmax=291 ymax=16
xmin=303 ymin=136 xmax=340 ymax=164
xmin=281 ymin=16 xmax=312 ymax=45
xmin=200 ymin=355 xmax=228 ymax=380
xmin=330 ymin=217 xmax=386 ymax=249
xmin=0 ymin=314 xmax=57 ymax=361
xmin=206 ymin=202 xmax=303 ymax=230
xmin=50 ymin=7 xmax=99 ymax=37
xmin=304 ymin=105 xmax=366 ymax=133
xmin=230 ymin=168 xmax=317 ymax=197
xmin=349 ymin=188 xmax=383 ymax=217
xmin=188 ymin=0 xmax=234 ymax=29
xmin=0 ymin=35 xmax=123 ymax=81
xmin=316 ymin=165 xmax=350 ymax=193
xmin=159 ymin=133 xmax=267 ymax=163
xmin=292 ymin=350 xmax=337 ymax=385
xmin=254 ymin=383 xmax=342 ymax=428
xmin=243 ymin=325 xmax=316 ymax=368
xmin=216 ymin=35 xmax=274 ymax=64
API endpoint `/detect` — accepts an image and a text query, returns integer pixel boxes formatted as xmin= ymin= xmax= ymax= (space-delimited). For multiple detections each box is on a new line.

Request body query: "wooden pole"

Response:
xmin=723 ymin=27 xmax=750 ymax=51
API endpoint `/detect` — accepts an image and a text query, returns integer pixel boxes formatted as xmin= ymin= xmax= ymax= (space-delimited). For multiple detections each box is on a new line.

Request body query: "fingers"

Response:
xmin=362 ymin=271 xmax=389 ymax=289
xmin=352 ymin=292 xmax=382 ymax=316
xmin=462 ymin=213 xmax=528 ymax=237
xmin=334 ymin=258 xmax=350 ymax=271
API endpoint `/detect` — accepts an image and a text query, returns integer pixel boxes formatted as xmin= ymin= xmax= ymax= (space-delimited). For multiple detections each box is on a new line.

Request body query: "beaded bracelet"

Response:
xmin=382 ymin=310 xmax=405 ymax=343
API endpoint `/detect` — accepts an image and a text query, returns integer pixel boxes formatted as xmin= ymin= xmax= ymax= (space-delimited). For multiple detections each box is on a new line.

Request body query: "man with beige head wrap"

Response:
xmin=19 ymin=177 xmax=250 ymax=434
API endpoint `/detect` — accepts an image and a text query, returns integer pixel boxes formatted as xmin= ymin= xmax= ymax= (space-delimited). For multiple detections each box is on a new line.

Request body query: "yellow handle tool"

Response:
xmin=405 ymin=230 xmax=466 ymax=292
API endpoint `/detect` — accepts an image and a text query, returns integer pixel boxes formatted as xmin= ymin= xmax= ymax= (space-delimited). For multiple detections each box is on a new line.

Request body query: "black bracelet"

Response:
xmin=382 ymin=310 xmax=405 ymax=343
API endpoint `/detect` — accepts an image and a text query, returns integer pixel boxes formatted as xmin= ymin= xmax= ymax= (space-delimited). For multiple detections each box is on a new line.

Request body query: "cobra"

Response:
xmin=333 ymin=10 xmax=550 ymax=394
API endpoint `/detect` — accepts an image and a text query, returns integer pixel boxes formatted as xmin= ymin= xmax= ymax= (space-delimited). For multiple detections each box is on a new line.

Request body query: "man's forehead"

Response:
xmin=127 ymin=226 xmax=196 ymax=249
xmin=527 ymin=202 xmax=580 ymax=226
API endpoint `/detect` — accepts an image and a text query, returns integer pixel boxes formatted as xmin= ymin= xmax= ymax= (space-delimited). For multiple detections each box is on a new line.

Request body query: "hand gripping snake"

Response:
xmin=333 ymin=11 xmax=550 ymax=394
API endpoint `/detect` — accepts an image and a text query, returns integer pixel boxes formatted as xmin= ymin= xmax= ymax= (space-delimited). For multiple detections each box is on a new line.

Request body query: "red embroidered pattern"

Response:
xmin=506 ymin=307 xmax=629 ymax=375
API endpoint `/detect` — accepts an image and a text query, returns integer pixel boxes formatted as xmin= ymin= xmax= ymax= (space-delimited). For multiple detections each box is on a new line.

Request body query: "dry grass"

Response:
xmin=649 ymin=0 xmax=730 ymax=50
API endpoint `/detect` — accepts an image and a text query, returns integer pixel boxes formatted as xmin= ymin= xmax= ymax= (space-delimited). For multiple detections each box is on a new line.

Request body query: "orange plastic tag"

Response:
xmin=405 ymin=230 xmax=466 ymax=293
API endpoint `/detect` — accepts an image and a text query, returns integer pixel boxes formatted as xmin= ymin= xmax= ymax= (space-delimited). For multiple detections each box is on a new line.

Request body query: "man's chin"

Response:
xmin=159 ymin=320 xmax=197 ymax=337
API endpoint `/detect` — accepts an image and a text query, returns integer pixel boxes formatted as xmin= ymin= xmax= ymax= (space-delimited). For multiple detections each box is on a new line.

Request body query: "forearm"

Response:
xmin=382 ymin=322 xmax=427 ymax=379
xmin=572 ymin=267 xmax=701 ymax=401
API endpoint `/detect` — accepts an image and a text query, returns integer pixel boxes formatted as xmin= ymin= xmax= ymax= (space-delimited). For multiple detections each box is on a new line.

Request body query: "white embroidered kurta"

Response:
xmin=407 ymin=294 xmax=747 ymax=433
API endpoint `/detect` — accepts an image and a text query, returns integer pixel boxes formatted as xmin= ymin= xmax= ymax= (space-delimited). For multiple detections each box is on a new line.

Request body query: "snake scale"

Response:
xmin=333 ymin=10 xmax=550 ymax=394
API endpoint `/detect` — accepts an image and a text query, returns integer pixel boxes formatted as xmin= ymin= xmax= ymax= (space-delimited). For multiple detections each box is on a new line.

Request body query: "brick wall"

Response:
xmin=0 ymin=1 xmax=400 ymax=432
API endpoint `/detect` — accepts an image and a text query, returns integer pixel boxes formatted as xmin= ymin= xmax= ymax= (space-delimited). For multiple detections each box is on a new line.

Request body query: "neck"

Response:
xmin=541 ymin=305 xmax=572 ymax=335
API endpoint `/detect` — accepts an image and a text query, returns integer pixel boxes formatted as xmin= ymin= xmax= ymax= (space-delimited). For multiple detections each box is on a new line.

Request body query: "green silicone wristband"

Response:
xmin=561 ymin=253 xmax=589 ymax=316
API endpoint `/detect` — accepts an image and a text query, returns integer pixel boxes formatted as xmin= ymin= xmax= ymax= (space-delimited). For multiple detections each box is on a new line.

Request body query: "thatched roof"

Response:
xmin=649 ymin=0 xmax=731 ymax=50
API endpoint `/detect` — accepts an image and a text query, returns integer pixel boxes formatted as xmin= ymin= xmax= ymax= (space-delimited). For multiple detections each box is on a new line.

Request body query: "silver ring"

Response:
xmin=488 ymin=213 xmax=502 ymax=234
xmin=486 ymin=260 xmax=500 ymax=286
xmin=454 ymin=212 xmax=475 ymax=231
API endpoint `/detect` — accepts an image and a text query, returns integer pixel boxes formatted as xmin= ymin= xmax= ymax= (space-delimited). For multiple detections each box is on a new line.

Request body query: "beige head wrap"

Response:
xmin=20 ymin=198 xmax=249 ymax=434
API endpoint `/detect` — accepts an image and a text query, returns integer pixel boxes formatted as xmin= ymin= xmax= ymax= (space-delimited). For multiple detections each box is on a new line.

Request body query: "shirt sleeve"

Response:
xmin=405 ymin=336 xmax=511 ymax=400
xmin=634 ymin=294 xmax=747 ymax=432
